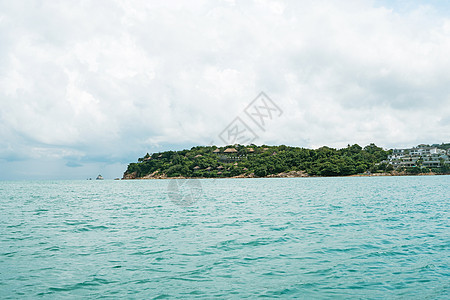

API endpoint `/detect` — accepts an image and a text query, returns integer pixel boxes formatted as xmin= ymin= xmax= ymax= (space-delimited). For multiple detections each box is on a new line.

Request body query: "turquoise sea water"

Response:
xmin=0 ymin=176 xmax=449 ymax=299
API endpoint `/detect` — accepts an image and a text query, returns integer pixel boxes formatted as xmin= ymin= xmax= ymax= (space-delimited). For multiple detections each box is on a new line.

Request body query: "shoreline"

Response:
xmin=122 ymin=172 xmax=449 ymax=180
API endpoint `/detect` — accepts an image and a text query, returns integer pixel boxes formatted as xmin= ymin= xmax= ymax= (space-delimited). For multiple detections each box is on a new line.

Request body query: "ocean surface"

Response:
xmin=0 ymin=176 xmax=449 ymax=299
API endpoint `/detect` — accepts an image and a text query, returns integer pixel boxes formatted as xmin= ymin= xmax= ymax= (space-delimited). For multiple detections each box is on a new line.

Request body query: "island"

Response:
xmin=123 ymin=143 xmax=450 ymax=179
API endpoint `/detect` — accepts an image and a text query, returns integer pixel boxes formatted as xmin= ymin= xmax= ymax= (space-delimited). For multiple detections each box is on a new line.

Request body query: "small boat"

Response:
xmin=96 ymin=175 xmax=104 ymax=180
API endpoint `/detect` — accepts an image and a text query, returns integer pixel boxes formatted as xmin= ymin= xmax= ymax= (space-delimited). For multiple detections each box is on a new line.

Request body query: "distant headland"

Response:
xmin=122 ymin=143 xmax=450 ymax=179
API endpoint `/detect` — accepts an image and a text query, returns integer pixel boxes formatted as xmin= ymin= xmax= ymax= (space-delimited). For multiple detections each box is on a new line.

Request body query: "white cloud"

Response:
xmin=0 ymin=0 xmax=449 ymax=179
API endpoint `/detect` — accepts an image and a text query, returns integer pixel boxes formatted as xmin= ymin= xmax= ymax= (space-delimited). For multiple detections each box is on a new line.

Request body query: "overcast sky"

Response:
xmin=1 ymin=0 xmax=450 ymax=180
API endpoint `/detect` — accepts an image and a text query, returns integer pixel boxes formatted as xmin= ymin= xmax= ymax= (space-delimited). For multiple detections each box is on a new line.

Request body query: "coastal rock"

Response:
xmin=267 ymin=171 xmax=308 ymax=178
xmin=141 ymin=170 xmax=160 ymax=179
xmin=122 ymin=171 xmax=137 ymax=179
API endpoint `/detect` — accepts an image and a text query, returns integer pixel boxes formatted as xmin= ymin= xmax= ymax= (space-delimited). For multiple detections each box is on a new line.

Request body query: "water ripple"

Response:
xmin=0 ymin=177 xmax=448 ymax=299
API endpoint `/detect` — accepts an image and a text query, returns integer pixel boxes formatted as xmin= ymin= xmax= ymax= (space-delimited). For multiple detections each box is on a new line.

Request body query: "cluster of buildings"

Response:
xmin=386 ymin=145 xmax=450 ymax=169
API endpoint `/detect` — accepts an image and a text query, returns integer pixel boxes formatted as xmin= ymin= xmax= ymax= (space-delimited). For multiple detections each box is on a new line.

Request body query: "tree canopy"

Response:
xmin=124 ymin=144 xmax=396 ymax=178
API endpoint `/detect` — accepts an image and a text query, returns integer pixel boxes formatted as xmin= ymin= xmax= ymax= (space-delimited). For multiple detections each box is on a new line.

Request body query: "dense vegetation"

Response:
xmin=403 ymin=165 xmax=450 ymax=175
xmin=424 ymin=143 xmax=450 ymax=150
xmin=124 ymin=143 xmax=395 ymax=178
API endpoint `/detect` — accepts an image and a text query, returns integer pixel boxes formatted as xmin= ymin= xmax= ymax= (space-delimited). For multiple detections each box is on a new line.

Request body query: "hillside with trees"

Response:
xmin=123 ymin=144 xmax=394 ymax=179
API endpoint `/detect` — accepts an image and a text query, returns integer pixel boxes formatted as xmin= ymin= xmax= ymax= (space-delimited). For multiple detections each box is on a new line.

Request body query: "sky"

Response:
xmin=1 ymin=0 xmax=450 ymax=180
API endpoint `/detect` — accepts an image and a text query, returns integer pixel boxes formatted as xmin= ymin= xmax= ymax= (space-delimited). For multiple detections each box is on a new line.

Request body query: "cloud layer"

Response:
xmin=1 ymin=0 xmax=450 ymax=179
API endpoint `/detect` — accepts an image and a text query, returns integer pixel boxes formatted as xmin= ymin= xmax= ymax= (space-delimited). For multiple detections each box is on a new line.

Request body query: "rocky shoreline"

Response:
xmin=122 ymin=170 xmax=448 ymax=180
xmin=122 ymin=170 xmax=307 ymax=180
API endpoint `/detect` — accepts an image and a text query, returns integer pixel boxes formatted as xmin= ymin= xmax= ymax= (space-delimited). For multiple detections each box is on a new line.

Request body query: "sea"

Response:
xmin=0 ymin=176 xmax=449 ymax=299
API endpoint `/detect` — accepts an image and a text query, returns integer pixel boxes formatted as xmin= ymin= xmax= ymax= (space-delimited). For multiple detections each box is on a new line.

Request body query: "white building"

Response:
xmin=387 ymin=144 xmax=449 ymax=169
